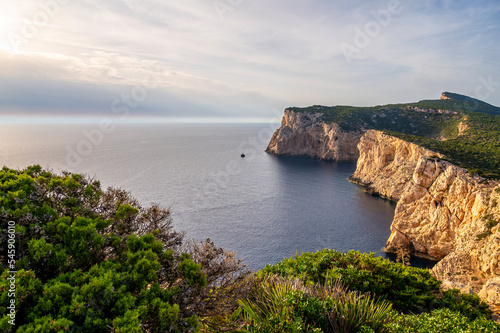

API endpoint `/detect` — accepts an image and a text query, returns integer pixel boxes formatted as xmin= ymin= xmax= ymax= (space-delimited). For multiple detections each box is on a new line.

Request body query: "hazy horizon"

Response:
xmin=1 ymin=0 xmax=499 ymax=121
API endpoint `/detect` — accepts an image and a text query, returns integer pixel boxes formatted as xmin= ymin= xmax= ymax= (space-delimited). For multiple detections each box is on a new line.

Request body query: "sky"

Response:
xmin=0 ymin=0 xmax=499 ymax=121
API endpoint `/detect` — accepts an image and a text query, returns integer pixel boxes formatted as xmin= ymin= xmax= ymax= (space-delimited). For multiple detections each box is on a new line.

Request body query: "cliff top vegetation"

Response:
xmin=288 ymin=93 xmax=500 ymax=179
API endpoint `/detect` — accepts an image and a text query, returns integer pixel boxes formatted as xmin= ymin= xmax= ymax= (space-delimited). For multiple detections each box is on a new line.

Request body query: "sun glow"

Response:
xmin=0 ymin=7 xmax=22 ymax=53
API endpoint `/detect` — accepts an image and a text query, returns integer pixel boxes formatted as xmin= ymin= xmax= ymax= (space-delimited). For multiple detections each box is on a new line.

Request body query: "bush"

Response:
xmin=205 ymin=275 xmax=393 ymax=333
xmin=2 ymin=166 xmax=498 ymax=332
xmin=261 ymin=249 xmax=440 ymax=313
xmin=260 ymin=249 xmax=493 ymax=320
xmin=0 ymin=166 xmax=249 ymax=332
xmin=439 ymin=289 xmax=492 ymax=321
xmin=386 ymin=308 xmax=500 ymax=332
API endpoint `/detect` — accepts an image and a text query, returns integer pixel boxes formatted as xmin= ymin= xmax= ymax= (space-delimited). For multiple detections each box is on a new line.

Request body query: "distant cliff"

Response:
xmin=266 ymin=109 xmax=362 ymax=162
xmin=267 ymin=104 xmax=500 ymax=311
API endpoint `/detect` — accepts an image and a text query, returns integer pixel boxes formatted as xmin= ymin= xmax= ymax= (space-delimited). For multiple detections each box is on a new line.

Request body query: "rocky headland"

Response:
xmin=267 ymin=96 xmax=500 ymax=312
xmin=266 ymin=109 xmax=362 ymax=161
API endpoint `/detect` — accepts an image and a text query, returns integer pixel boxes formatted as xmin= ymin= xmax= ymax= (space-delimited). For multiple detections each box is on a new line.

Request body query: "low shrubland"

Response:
xmin=1 ymin=166 xmax=499 ymax=332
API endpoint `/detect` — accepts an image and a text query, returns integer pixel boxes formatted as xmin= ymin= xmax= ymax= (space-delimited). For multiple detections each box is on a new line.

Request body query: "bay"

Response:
xmin=0 ymin=122 xmax=399 ymax=270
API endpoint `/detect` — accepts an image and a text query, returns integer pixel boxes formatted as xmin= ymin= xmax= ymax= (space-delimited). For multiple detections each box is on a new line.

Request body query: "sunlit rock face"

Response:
xmin=266 ymin=109 xmax=362 ymax=162
xmin=267 ymin=111 xmax=500 ymax=308
xmin=352 ymin=130 xmax=500 ymax=303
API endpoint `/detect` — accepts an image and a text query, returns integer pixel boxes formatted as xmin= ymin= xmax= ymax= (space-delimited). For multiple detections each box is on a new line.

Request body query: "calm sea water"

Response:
xmin=0 ymin=122 xmax=408 ymax=270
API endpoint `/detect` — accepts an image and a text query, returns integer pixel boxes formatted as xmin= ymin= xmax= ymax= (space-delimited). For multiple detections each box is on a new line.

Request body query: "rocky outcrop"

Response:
xmin=441 ymin=281 xmax=474 ymax=295
xmin=267 ymin=110 xmax=500 ymax=309
xmin=350 ymin=130 xmax=442 ymax=201
xmin=386 ymin=156 xmax=494 ymax=260
xmin=405 ymin=105 xmax=459 ymax=115
xmin=351 ymin=130 xmax=500 ymax=308
xmin=480 ymin=278 xmax=500 ymax=306
xmin=441 ymin=92 xmax=453 ymax=100
xmin=266 ymin=109 xmax=362 ymax=162
xmin=458 ymin=118 xmax=470 ymax=136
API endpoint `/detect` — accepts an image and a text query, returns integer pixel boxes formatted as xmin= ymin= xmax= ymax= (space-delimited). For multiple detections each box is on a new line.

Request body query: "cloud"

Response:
xmin=0 ymin=50 xmax=284 ymax=119
xmin=0 ymin=0 xmax=499 ymax=120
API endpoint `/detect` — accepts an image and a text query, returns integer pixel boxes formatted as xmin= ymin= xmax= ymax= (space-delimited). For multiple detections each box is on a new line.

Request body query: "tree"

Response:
xmin=0 ymin=165 xmax=249 ymax=332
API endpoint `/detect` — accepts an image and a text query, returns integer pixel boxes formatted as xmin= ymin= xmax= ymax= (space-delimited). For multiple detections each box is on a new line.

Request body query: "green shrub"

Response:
xmin=226 ymin=275 xmax=393 ymax=333
xmin=233 ymin=276 xmax=323 ymax=333
xmin=261 ymin=249 xmax=440 ymax=313
xmin=261 ymin=249 xmax=493 ymax=321
xmin=324 ymin=290 xmax=393 ymax=333
xmin=386 ymin=308 xmax=500 ymax=332
xmin=439 ymin=289 xmax=492 ymax=321
xmin=0 ymin=166 xmax=249 ymax=332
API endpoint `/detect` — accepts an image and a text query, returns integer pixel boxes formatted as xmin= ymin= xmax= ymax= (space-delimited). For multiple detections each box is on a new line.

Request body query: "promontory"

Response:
xmin=267 ymin=92 xmax=500 ymax=312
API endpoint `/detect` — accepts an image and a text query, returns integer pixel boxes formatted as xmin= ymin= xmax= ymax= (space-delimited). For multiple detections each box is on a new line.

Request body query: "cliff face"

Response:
xmin=268 ymin=111 xmax=500 ymax=307
xmin=352 ymin=130 xmax=500 ymax=304
xmin=350 ymin=130 xmax=442 ymax=201
xmin=266 ymin=109 xmax=362 ymax=162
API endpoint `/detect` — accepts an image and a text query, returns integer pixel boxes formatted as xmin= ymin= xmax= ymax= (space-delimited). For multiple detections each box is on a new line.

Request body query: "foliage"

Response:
xmin=411 ymin=96 xmax=500 ymax=115
xmin=289 ymin=104 xmax=463 ymax=136
xmin=203 ymin=275 xmax=393 ymax=333
xmin=386 ymin=308 xmax=500 ymax=333
xmin=260 ymin=249 xmax=492 ymax=320
xmin=385 ymin=111 xmax=500 ymax=179
xmin=0 ymin=166 xmax=250 ymax=332
xmin=324 ymin=287 xmax=393 ymax=333
xmin=236 ymin=276 xmax=321 ymax=333
xmin=439 ymin=289 xmax=493 ymax=321
xmin=261 ymin=249 xmax=440 ymax=313
xmin=2 ymin=166 xmax=499 ymax=332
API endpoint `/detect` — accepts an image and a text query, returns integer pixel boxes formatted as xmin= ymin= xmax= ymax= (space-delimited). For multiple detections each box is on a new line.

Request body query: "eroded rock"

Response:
xmin=441 ymin=281 xmax=475 ymax=295
xmin=266 ymin=109 xmax=362 ymax=161
xmin=267 ymin=111 xmax=500 ymax=309
xmin=479 ymin=277 xmax=500 ymax=306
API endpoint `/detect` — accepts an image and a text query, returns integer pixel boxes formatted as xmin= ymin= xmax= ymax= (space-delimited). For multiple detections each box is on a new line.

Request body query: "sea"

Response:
xmin=0 ymin=122 xmax=433 ymax=270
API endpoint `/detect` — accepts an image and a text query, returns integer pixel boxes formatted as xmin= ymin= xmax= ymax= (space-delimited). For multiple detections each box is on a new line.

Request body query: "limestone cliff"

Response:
xmin=268 ymin=108 xmax=500 ymax=311
xmin=266 ymin=109 xmax=362 ymax=161
xmin=351 ymin=130 xmax=500 ymax=309
xmin=349 ymin=130 xmax=442 ymax=201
